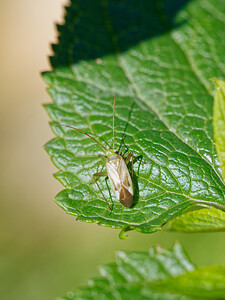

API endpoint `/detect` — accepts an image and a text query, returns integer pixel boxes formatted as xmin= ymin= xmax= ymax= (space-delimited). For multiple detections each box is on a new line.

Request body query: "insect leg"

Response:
xmin=97 ymin=161 xmax=105 ymax=167
xmin=92 ymin=172 xmax=112 ymax=213
xmin=97 ymin=154 xmax=107 ymax=160
xmin=93 ymin=172 xmax=107 ymax=177
xmin=118 ymin=136 xmax=126 ymax=155
xmin=124 ymin=152 xmax=133 ymax=164
xmin=89 ymin=161 xmax=105 ymax=184
xmin=125 ymin=153 xmax=147 ymax=166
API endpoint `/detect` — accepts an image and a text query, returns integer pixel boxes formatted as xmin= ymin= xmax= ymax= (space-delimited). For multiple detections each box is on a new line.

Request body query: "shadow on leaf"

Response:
xmin=51 ymin=0 xmax=191 ymax=67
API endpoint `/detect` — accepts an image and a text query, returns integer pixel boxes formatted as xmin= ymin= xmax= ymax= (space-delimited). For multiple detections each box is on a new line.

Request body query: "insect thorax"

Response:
xmin=106 ymin=154 xmax=122 ymax=164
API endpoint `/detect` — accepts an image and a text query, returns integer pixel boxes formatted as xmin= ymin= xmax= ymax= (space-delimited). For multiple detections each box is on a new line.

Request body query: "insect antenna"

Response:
xmin=56 ymin=124 xmax=108 ymax=152
xmin=113 ymin=92 xmax=116 ymax=151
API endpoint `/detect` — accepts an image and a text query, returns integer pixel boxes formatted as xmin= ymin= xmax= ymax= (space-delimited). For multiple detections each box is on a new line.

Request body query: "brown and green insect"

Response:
xmin=58 ymin=94 xmax=133 ymax=212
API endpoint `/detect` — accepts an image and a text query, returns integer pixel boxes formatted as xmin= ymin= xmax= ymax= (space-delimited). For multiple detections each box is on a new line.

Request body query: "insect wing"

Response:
xmin=106 ymin=157 xmax=133 ymax=207
xmin=119 ymin=158 xmax=133 ymax=207
xmin=106 ymin=161 xmax=121 ymax=200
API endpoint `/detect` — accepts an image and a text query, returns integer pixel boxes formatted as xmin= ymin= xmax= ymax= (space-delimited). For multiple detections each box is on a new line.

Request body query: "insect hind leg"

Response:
xmin=124 ymin=152 xmax=146 ymax=178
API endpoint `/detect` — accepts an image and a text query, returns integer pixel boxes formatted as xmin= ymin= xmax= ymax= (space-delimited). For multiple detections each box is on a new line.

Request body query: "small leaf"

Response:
xmin=59 ymin=243 xmax=225 ymax=300
xmin=212 ymin=78 xmax=225 ymax=180
xmin=164 ymin=208 xmax=225 ymax=232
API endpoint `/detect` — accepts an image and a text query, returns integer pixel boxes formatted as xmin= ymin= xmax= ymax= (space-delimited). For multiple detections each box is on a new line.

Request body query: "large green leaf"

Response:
xmin=59 ymin=243 xmax=225 ymax=299
xmin=44 ymin=0 xmax=225 ymax=233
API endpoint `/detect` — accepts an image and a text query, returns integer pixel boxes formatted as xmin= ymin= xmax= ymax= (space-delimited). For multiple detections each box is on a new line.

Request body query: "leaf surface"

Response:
xmin=165 ymin=207 xmax=225 ymax=232
xmin=156 ymin=266 xmax=225 ymax=299
xmin=213 ymin=79 xmax=225 ymax=180
xmin=44 ymin=0 xmax=225 ymax=233
xmin=59 ymin=243 xmax=225 ymax=300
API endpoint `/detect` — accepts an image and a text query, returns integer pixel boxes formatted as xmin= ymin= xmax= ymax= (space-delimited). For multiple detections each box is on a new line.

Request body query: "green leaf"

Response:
xmin=165 ymin=77 xmax=225 ymax=233
xmin=44 ymin=0 xmax=225 ymax=233
xmin=164 ymin=208 xmax=225 ymax=232
xmin=59 ymin=243 xmax=225 ymax=300
xmin=156 ymin=266 xmax=225 ymax=299
xmin=212 ymin=78 xmax=225 ymax=180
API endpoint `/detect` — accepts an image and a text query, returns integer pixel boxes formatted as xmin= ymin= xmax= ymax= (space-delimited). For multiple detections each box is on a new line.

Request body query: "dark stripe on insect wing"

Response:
xmin=111 ymin=177 xmax=120 ymax=191
xmin=123 ymin=172 xmax=131 ymax=187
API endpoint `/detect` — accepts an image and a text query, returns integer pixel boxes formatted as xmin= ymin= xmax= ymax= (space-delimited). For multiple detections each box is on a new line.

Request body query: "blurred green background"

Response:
xmin=1 ymin=1 xmax=225 ymax=299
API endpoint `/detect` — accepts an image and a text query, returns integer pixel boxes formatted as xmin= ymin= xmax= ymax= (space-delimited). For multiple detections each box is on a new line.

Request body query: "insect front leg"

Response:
xmin=93 ymin=171 xmax=112 ymax=213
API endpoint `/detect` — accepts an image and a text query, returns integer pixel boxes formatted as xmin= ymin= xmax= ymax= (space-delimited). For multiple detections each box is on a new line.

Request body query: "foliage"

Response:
xmin=43 ymin=0 xmax=225 ymax=298
xmin=44 ymin=0 xmax=225 ymax=234
xmin=59 ymin=243 xmax=225 ymax=300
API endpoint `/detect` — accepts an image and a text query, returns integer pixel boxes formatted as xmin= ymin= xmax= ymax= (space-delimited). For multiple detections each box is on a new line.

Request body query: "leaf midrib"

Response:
xmin=99 ymin=0 xmax=224 ymax=185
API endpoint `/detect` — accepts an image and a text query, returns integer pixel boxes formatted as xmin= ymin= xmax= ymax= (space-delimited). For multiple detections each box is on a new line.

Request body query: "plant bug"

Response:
xmin=57 ymin=93 xmax=133 ymax=212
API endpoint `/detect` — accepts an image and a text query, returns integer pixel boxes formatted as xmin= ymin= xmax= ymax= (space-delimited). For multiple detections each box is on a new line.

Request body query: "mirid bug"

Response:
xmin=57 ymin=93 xmax=133 ymax=212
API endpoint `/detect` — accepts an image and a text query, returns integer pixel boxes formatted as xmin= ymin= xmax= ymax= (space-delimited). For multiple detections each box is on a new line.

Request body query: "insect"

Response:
xmin=57 ymin=93 xmax=133 ymax=212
